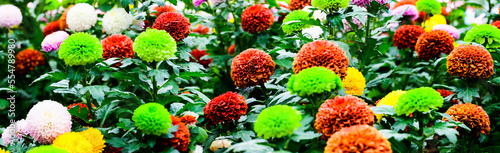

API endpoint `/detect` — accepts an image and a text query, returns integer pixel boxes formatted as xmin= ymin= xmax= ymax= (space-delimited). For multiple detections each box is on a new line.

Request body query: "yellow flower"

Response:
xmin=342 ymin=67 xmax=366 ymax=96
xmin=375 ymin=90 xmax=406 ymax=122
xmin=52 ymin=132 xmax=93 ymax=153
xmin=422 ymin=14 xmax=447 ymax=31
xmin=0 ymin=148 xmax=9 ymax=153
xmin=80 ymin=128 xmax=106 ymax=153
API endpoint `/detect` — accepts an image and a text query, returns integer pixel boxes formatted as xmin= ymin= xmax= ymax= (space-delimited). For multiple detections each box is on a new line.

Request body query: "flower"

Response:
xmin=80 ymin=128 xmax=106 ymax=153
xmin=26 ymin=100 xmax=72 ymax=144
xmin=288 ymin=67 xmax=342 ymax=97
xmin=157 ymin=116 xmax=190 ymax=151
xmin=492 ymin=21 xmax=500 ymax=29
xmin=66 ymin=103 xmax=91 ymax=126
xmin=42 ymin=31 xmax=69 ymax=52
xmin=422 ymin=14 xmax=447 ymax=31
xmin=231 ymin=48 xmax=275 ymax=88
xmin=0 ymin=4 xmax=22 ymax=28
xmin=241 ymin=5 xmax=274 ymax=34
xmin=282 ymin=10 xmax=312 ymax=34
xmin=446 ymin=45 xmax=494 ymax=79
xmin=415 ymin=30 xmax=455 ymax=60
xmin=132 ymin=103 xmax=172 ymax=136
xmin=302 ymin=26 xmax=323 ymax=39
xmin=393 ymin=25 xmax=425 ymax=50
xmin=324 ymin=125 xmax=392 ymax=153
xmin=52 ymin=132 xmax=93 ymax=153
xmin=342 ymin=17 xmax=363 ymax=32
xmin=463 ymin=24 xmax=500 ymax=48
xmin=133 ymin=28 xmax=177 ymax=62
xmin=152 ymin=12 xmax=191 ymax=42
xmin=443 ymin=103 xmax=490 ymax=137
xmin=228 ymin=44 xmax=235 ymax=55
xmin=203 ymin=92 xmax=248 ymax=126
xmin=14 ymin=49 xmax=46 ymax=75
xmin=351 ymin=0 xmax=387 ymax=7
xmin=180 ymin=115 xmax=198 ymax=125
xmin=27 ymin=145 xmax=69 ymax=153
xmin=342 ymin=67 xmax=366 ymax=95
xmin=58 ymin=5 xmax=73 ymax=30
xmin=153 ymin=4 xmax=176 ymax=16
xmin=416 ymin=0 xmax=442 ymax=14
xmin=43 ymin=20 xmax=63 ymax=36
xmin=192 ymin=145 xmax=203 ymax=153
xmin=395 ymin=87 xmax=443 ymax=116
xmin=66 ymin=3 xmax=97 ymax=31
xmin=391 ymin=4 xmax=419 ymax=21
xmin=190 ymin=49 xmax=213 ymax=68
xmin=392 ymin=0 xmax=416 ymax=9
xmin=293 ymin=40 xmax=349 ymax=79
xmin=315 ymin=95 xmax=374 ymax=139
xmin=192 ymin=24 xmax=209 ymax=35
xmin=210 ymin=139 xmax=232 ymax=152
xmin=1 ymin=119 xmax=28 ymax=145
xmin=375 ymin=90 xmax=406 ymax=121
xmin=432 ymin=24 xmax=460 ymax=39
xmin=58 ymin=32 xmax=103 ymax=66
xmin=435 ymin=89 xmax=458 ymax=104
xmin=102 ymin=34 xmax=135 ymax=62
xmin=254 ymin=105 xmax=302 ymax=139
xmin=194 ymin=0 xmax=207 ymax=7
xmin=102 ymin=8 xmax=133 ymax=35
xmin=311 ymin=0 xmax=349 ymax=11
xmin=290 ymin=0 xmax=311 ymax=10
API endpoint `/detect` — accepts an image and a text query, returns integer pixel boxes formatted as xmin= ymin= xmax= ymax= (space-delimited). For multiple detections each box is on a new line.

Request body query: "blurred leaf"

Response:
xmin=68 ymin=105 xmax=89 ymax=123
xmin=371 ymin=105 xmax=396 ymax=115
xmin=233 ymin=130 xmax=255 ymax=141
xmin=456 ymin=86 xmax=479 ymax=103
xmin=80 ymin=85 xmax=110 ymax=103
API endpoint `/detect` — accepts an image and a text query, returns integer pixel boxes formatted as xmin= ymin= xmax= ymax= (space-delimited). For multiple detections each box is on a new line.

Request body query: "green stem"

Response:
xmin=401 ymin=49 xmax=414 ymax=90
xmin=487 ymin=0 xmax=493 ymax=24
xmin=417 ymin=118 xmax=425 ymax=153
xmin=151 ymin=61 xmax=158 ymax=102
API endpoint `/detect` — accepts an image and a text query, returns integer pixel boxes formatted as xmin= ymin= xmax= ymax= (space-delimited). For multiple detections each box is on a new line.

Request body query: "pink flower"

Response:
xmin=1 ymin=119 xmax=29 ymax=145
xmin=342 ymin=18 xmax=363 ymax=32
xmin=0 ymin=4 xmax=23 ymax=28
xmin=26 ymin=100 xmax=72 ymax=144
xmin=42 ymin=31 xmax=69 ymax=52
xmin=194 ymin=0 xmax=207 ymax=7
xmin=433 ymin=24 xmax=460 ymax=39
xmin=391 ymin=4 xmax=419 ymax=21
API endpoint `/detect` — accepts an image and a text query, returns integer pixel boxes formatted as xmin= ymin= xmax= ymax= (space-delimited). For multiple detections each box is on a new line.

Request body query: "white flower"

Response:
xmin=302 ymin=26 xmax=323 ymax=39
xmin=66 ymin=3 xmax=97 ymax=32
xmin=189 ymin=145 xmax=203 ymax=153
xmin=1 ymin=119 xmax=29 ymax=145
xmin=26 ymin=100 xmax=72 ymax=144
xmin=181 ymin=111 xmax=200 ymax=119
xmin=0 ymin=4 xmax=23 ymax=28
xmin=302 ymin=6 xmax=327 ymax=22
xmin=102 ymin=8 xmax=133 ymax=35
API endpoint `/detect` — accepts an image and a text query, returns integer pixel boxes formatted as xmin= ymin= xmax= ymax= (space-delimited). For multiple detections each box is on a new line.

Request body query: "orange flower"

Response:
xmin=152 ymin=12 xmax=191 ymax=42
xmin=435 ymin=89 xmax=458 ymax=104
xmin=14 ymin=49 xmax=46 ymax=75
xmin=101 ymin=34 xmax=135 ymax=65
xmin=43 ymin=20 xmax=63 ymax=36
xmin=153 ymin=4 xmax=176 ymax=16
xmin=447 ymin=45 xmax=494 ymax=79
xmin=325 ymin=125 xmax=392 ymax=153
xmin=203 ymin=92 xmax=248 ymax=126
xmin=415 ymin=30 xmax=455 ymax=60
xmin=241 ymin=5 xmax=274 ymax=34
xmin=491 ymin=21 xmax=500 ymax=29
xmin=156 ymin=116 xmax=190 ymax=151
xmin=192 ymin=24 xmax=209 ymax=35
xmin=293 ymin=40 xmax=349 ymax=79
xmin=392 ymin=0 xmax=416 ymax=10
xmin=231 ymin=48 xmax=275 ymax=88
xmin=190 ymin=49 xmax=212 ymax=68
xmin=315 ymin=95 xmax=374 ymax=139
xmin=228 ymin=44 xmax=235 ymax=55
xmin=393 ymin=25 xmax=425 ymax=50
xmin=59 ymin=5 xmax=73 ymax=30
xmin=443 ymin=103 xmax=490 ymax=137
xmin=290 ymin=0 xmax=311 ymax=10
xmin=180 ymin=115 xmax=198 ymax=125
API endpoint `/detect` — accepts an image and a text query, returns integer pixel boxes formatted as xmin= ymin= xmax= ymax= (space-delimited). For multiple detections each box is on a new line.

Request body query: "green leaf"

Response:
xmin=68 ymin=105 xmax=89 ymax=123
xmin=456 ymin=86 xmax=479 ymax=103
xmin=80 ymin=85 xmax=110 ymax=103
xmin=233 ymin=130 xmax=256 ymax=141
xmin=152 ymin=0 xmax=165 ymax=6
xmin=95 ymin=102 xmax=119 ymax=127
xmin=224 ymin=139 xmax=273 ymax=153
xmin=290 ymin=131 xmax=321 ymax=142
xmin=378 ymin=130 xmax=411 ymax=141
xmin=371 ymin=105 xmax=396 ymax=115
xmin=432 ymin=122 xmax=459 ymax=144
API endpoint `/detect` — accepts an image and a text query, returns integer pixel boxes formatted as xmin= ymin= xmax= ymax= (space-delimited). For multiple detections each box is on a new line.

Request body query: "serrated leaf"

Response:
xmin=456 ymin=86 xmax=479 ymax=103
xmin=80 ymin=85 xmax=110 ymax=103
xmin=68 ymin=105 xmax=89 ymax=123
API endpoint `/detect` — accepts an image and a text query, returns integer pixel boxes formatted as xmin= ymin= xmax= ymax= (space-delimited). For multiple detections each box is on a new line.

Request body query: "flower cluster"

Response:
xmin=66 ymin=3 xmax=97 ymax=31
xmin=325 ymin=125 xmax=392 ymax=153
xmin=58 ymin=5 xmax=73 ymax=30
xmin=415 ymin=0 xmax=442 ymax=14
xmin=395 ymin=87 xmax=443 ymax=116
xmin=26 ymin=100 xmax=72 ymax=144
xmin=443 ymin=103 xmax=490 ymax=137
xmin=393 ymin=25 xmax=425 ymax=50
xmin=157 ymin=116 xmax=190 ymax=151
xmin=375 ymin=90 xmax=406 ymax=121
xmin=42 ymin=31 xmax=69 ymax=52
xmin=58 ymin=32 xmax=103 ymax=66
xmin=288 ymin=67 xmax=343 ymax=97
xmin=293 ymin=40 xmax=349 ymax=79
xmin=133 ymin=28 xmax=177 ymax=62
xmin=231 ymin=49 xmax=275 ymax=88
xmin=447 ymin=45 xmax=494 ymax=79
xmin=102 ymin=8 xmax=133 ymax=35
xmin=152 ymin=12 xmax=191 ymax=42
xmin=241 ymin=5 xmax=274 ymax=34
xmin=132 ymin=103 xmax=172 ymax=136
xmin=351 ymin=0 xmax=387 ymax=8
xmin=342 ymin=67 xmax=366 ymax=95
xmin=190 ymin=49 xmax=213 ymax=68
xmin=203 ymin=92 xmax=248 ymax=125
xmin=282 ymin=10 xmax=312 ymax=34
xmin=14 ymin=49 xmax=46 ymax=75
xmin=311 ymin=0 xmax=349 ymax=11
xmin=415 ymin=30 xmax=455 ymax=60
xmin=0 ymin=4 xmax=22 ymax=28
xmin=290 ymin=0 xmax=311 ymax=10
xmin=254 ymin=105 xmax=302 ymax=139
xmin=1 ymin=119 xmax=28 ymax=145
xmin=464 ymin=24 xmax=500 ymax=48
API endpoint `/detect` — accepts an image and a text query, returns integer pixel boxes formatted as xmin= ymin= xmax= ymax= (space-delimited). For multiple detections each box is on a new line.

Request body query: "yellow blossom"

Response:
xmin=375 ymin=90 xmax=406 ymax=122
xmin=342 ymin=67 xmax=366 ymax=95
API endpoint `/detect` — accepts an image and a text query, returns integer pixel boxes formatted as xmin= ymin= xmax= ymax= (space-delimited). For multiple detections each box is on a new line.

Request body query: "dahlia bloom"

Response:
xmin=254 ymin=105 xmax=302 ymax=139
xmin=435 ymin=89 xmax=458 ymax=104
xmin=302 ymin=26 xmax=324 ymax=39
xmin=43 ymin=20 xmax=63 ymax=36
xmin=157 ymin=116 xmax=190 ymax=151
xmin=293 ymin=40 xmax=349 ymax=79
xmin=153 ymin=4 xmax=176 ymax=16
xmin=231 ymin=49 xmax=275 ymax=88
xmin=241 ymin=5 xmax=274 ymax=34
xmin=342 ymin=17 xmax=363 ymax=32
xmin=27 ymin=145 xmax=69 ymax=153
xmin=395 ymin=87 xmax=443 ymax=116
xmin=58 ymin=32 xmax=103 ymax=66
xmin=26 ymin=100 xmax=72 ymax=144
xmin=282 ymin=10 xmax=312 ymax=34
xmin=0 ymin=4 xmax=22 ymax=28
xmin=290 ymin=0 xmax=311 ymax=10
xmin=210 ymin=139 xmax=232 ymax=152
xmin=190 ymin=49 xmax=212 ymax=68
xmin=132 ymin=103 xmax=172 ymax=136
xmin=66 ymin=3 xmax=97 ymax=31
xmin=393 ymin=25 xmax=425 ymax=50
xmin=80 ymin=128 xmax=106 ymax=153
xmin=342 ymin=67 xmax=366 ymax=95
xmin=415 ymin=30 xmax=455 ymax=60
xmin=351 ymin=0 xmax=387 ymax=8
xmin=391 ymin=4 xmax=419 ymax=21
xmin=447 ymin=45 xmax=494 ymax=79
xmin=180 ymin=114 xmax=198 ymax=125
xmin=203 ymin=92 xmax=248 ymax=126
xmin=194 ymin=0 xmax=207 ymax=7
xmin=443 ymin=103 xmax=490 ymax=137
xmin=416 ymin=0 xmax=442 ymax=14
xmin=102 ymin=34 xmax=135 ymax=61
xmin=192 ymin=24 xmax=209 ymax=35
xmin=288 ymin=67 xmax=342 ymax=97
xmin=311 ymin=0 xmax=349 ymax=10
xmin=52 ymin=132 xmax=93 ymax=153
xmin=42 ymin=31 xmax=69 ymax=52
xmin=133 ymin=29 xmax=177 ymax=62
xmin=375 ymin=90 xmax=406 ymax=121
xmin=14 ymin=49 xmax=46 ymax=75
xmin=492 ymin=21 xmax=500 ymax=29
xmin=432 ymin=24 xmax=460 ymax=39
xmin=463 ymin=24 xmax=500 ymax=48
xmin=102 ymin=8 xmax=133 ymax=35
xmin=325 ymin=125 xmax=392 ymax=153
xmin=315 ymin=95 xmax=374 ymax=139
xmin=1 ymin=119 xmax=28 ymax=145
xmin=152 ymin=12 xmax=191 ymax=42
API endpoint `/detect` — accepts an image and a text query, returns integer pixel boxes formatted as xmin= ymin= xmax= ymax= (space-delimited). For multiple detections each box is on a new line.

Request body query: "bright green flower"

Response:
xmin=415 ymin=0 xmax=442 ymax=15
xmin=287 ymin=67 xmax=343 ymax=97
xmin=58 ymin=32 xmax=103 ymax=66
xmin=133 ymin=28 xmax=177 ymax=62
xmin=464 ymin=24 xmax=500 ymax=49
xmin=27 ymin=145 xmax=69 ymax=153
xmin=311 ymin=0 xmax=349 ymax=11
xmin=282 ymin=10 xmax=312 ymax=34
xmin=132 ymin=103 xmax=172 ymax=136
xmin=254 ymin=105 xmax=302 ymax=139
xmin=395 ymin=87 xmax=443 ymax=116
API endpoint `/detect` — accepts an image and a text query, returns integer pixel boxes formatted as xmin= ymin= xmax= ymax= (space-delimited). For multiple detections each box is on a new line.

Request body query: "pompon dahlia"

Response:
xmin=52 ymin=132 xmax=93 ymax=153
xmin=342 ymin=67 xmax=366 ymax=95
xmin=27 ymin=145 xmax=69 ymax=153
xmin=26 ymin=100 xmax=72 ymax=144
xmin=342 ymin=17 xmax=363 ymax=33
xmin=153 ymin=4 xmax=176 ymax=16
xmin=391 ymin=4 xmax=419 ymax=21
xmin=375 ymin=90 xmax=406 ymax=122
xmin=190 ymin=49 xmax=212 ymax=68
xmin=42 ymin=31 xmax=69 ymax=52
xmin=446 ymin=45 xmax=494 ymax=79
xmin=66 ymin=3 xmax=97 ymax=31
xmin=156 ymin=116 xmax=190 ymax=151
xmin=132 ymin=103 xmax=172 ymax=136
xmin=443 ymin=103 xmax=490 ymax=137
xmin=203 ymin=92 xmax=248 ymax=126
xmin=192 ymin=24 xmax=209 ymax=35
xmin=415 ymin=0 xmax=441 ymax=14
xmin=133 ymin=28 xmax=177 ymax=62
xmin=311 ymin=0 xmax=349 ymax=10
xmin=80 ymin=128 xmax=106 ymax=153
xmin=395 ymin=87 xmax=443 ymax=116
xmin=393 ymin=25 xmax=425 ymax=50
xmin=464 ymin=24 xmax=500 ymax=48
xmin=415 ymin=30 xmax=455 ymax=60
xmin=2 ymin=119 xmax=28 ymax=145
xmin=436 ymin=89 xmax=458 ymax=104
xmin=288 ymin=67 xmax=342 ymax=97
xmin=492 ymin=21 xmax=500 ymax=29
xmin=43 ymin=20 xmax=63 ymax=36
xmin=230 ymin=48 xmax=275 ymax=88
xmin=102 ymin=34 xmax=135 ymax=62
xmin=293 ymin=40 xmax=349 ymax=79
xmin=14 ymin=49 xmax=46 ymax=75
xmin=241 ymin=5 xmax=274 ymax=34
xmin=325 ymin=125 xmax=392 ymax=153
xmin=66 ymin=103 xmax=91 ymax=125
xmin=102 ymin=8 xmax=133 ymax=35
xmin=152 ymin=12 xmax=191 ymax=42
xmin=290 ymin=0 xmax=311 ymax=10
xmin=0 ymin=4 xmax=22 ymax=28
xmin=282 ymin=10 xmax=312 ymax=34
xmin=180 ymin=115 xmax=198 ymax=125
xmin=254 ymin=105 xmax=302 ymax=139
xmin=59 ymin=32 xmax=103 ymax=66
xmin=315 ymin=95 xmax=374 ymax=139
xmin=433 ymin=24 xmax=460 ymax=39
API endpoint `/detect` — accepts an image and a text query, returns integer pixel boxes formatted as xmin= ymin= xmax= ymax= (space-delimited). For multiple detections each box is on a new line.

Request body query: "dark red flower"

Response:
xmin=293 ymin=40 xmax=349 ymax=79
xmin=156 ymin=116 xmax=190 ymax=151
xmin=153 ymin=4 xmax=176 ymax=16
xmin=44 ymin=20 xmax=63 ymax=36
xmin=393 ymin=25 xmax=425 ymax=50
xmin=290 ymin=0 xmax=311 ymax=11
xmin=190 ymin=49 xmax=212 ymax=68
xmin=102 ymin=34 xmax=135 ymax=61
xmin=180 ymin=115 xmax=198 ymax=125
xmin=415 ymin=30 xmax=455 ymax=60
xmin=241 ymin=5 xmax=274 ymax=34
xmin=228 ymin=44 xmax=235 ymax=55
xmin=14 ymin=49 xmax=46 ymax=75
xmin=192 ymin=24 xmax=209 ymax=35
xmin=231 ymin=48 xmax=276 ymax=88
xmin=203 ymin=92 xmax=248 ymax=126
xmin=152 ymin=12 xmax=191 ymax=42
xmin=447 ymin=45 xmax=494 ymax=79
xmin=435 ymin=89 xmax=458 ymax=104
xmin=491 ymin=21 xmax=500 ymax=29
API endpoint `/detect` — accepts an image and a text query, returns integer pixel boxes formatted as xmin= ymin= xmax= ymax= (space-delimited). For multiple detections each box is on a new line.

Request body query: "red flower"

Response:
xmin=43 ymin=20 xmax=63 ymax=36
xmin=14 ymin=49 xmax=46 ymax=75
xmin=415 ymin=30 xmax=455 ymax=60
xmin=393 ymin=25 xmax=425 ymax=50
xmin=443 ymin=103 xmax=490 ymax=138
xmin=203 ymin=92 xmax=248 ymax=126
xmin=435 ymin=89 xmax=458 ymax=104
xmin=491 ymin=21 xmax=500 ymax=29
xmin=152 ymin=12 xmax=191 ymax=42
xmin=156 ymin=116 xmax=190 ymax=151
xmin=228 ymin=44 xmax=235 ymax=55
xmin=102 ymin=34 xmax=135 ymax=62
xmin=190 ymin=49 xmax=212 ymax=68
xmin=293 ymin=40 xmax=349 ymax=79
xmin=447 ymin=45 xmax=494 ymax=79
xmin=290 ymin=0 xmax=311 ymax=11
xmin=180 ymin=115 xmax=198 ymax=125
xmin=153 ymin=5 xmax=176 ymax=16
xmin=241 ymin=5 xmax=274 ymax=34
xmin=231 ymin=48 xmax=276 ymax=88
xmin=192 ymin=24 xmax=209 ymax=35
xmin=325 ymin=125 xmax=392 ymax=153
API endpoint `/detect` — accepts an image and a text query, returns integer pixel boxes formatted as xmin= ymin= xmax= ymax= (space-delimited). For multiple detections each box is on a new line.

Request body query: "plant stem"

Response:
xmin=207 ymin=2 xmax=225 ymax=50
xmin=401 ymin=49 xmax=414 ymax=90
xmin=487 ymin=0 xmax=493 ymax=24
xmin=151 ymin=61 xmax=158 ymax=102
xmin=417 ymin=118 xmax=425 ymax=153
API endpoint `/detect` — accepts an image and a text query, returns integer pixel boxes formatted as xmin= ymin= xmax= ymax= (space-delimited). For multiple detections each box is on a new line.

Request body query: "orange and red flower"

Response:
xmin=393 ymin=25 xmax=425 ymax=50
xmin=492 ymin=21 xmax=500 ymax=29
xmin=153 ymin=4 xmax=176 ymax=16
xmin=203 ymin=92 xmax=248 ymax=126
xmin=156 ymin=115 xmax=190 ymax=151
xmin=447 ymin=45 xmax=494 ymax=79
xmin=290 ymin=0 xmax=311 ymax=10
xmin=231 ymin=48 xmax=275 ymax=88
xmin=293 ymin=40 xmax=349 ymax=79
xmin=241 ymin=5 xmax=274 ymax=34
xmin=435 ymin=89 xmax=458 ymax=104
xmin=192 ymin=24 xmax=209 ymax=35
xmin=59 ymin=5 xmax=74 ymax=30
xmin=190 ymin=49 xmax=212 ymax=68
xmin=180 ymin=115 xmax=198 ymax=125
xmin=415 ymin=30 xmax=455 ymax=60
xmin=228 ymin=44 xmax=236 ymax=55
xmin=325 ymin=125 xmax=392 ymax=153
xmin=43 ymin=20 xmax=63 ymax=36
xmin=101 ymin=34 xmax=135 ymax=62
xmin=152 ymin=12 xmax=191 ymax=42
xmin=14 ymin=49 xmax=46 ymax=75
xmin=443 ymin=103 xmax=490 ymax=137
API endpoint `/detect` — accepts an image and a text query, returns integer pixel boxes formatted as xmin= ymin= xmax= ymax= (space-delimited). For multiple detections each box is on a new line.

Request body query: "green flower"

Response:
xmin=415 ymin=0 xmax=442 ymax=15
xmin=464 ymin=24 xmax=500 ymax=49
xmin=132 ymin=103 xmax=172 ymax=136
xmin=254 ymin=105 xmax=302 ymax=139
xmin=58 ymin=32 xmax=103 ymax=66
xmin=27 ymin=145 xmax=69 ymax=153
xmin=282 ymin=10 xmax=312 ymax=34
xmin=133 ymin=28 xmax=177 ymax=62
xmin=311 ymin=0 xmax=349 ymax=11
xmin=395 ymin=87 xmax=444 ymax=116
xmin=287 ymin=67 xmax=343 ymax=97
